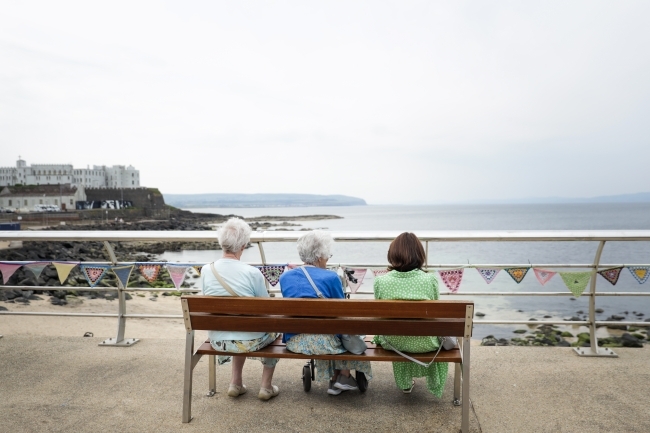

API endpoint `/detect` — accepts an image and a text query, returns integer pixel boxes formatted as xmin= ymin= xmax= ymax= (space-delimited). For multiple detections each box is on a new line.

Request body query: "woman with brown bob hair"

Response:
xmin=372 ymin=232 xmax=448 ymax=396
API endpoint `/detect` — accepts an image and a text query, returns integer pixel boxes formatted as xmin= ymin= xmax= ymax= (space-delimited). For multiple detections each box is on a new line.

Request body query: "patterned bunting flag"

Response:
xmin=476 ymin=268 xmax=500 ymax=284
xmin=257 ymin=265 xmax=285 ymax=287
xmin=0 ymin=263 xmax=21 ymax=284
xmin=505 ymin=268 xmax=530 ymax=284
xmin=80 ymin=264 xmax=110 ymax=287
xmin=167 ymin=264 xmax=190 ymax=290
xmin=23 ymin=262 xmax=51 ymax=280
xmin=559 ymin=272 xmax=591 ymax=297
xmin=192 ymin=265 xmax=204 ymax=276
xmin=111 ymin=265 xmax=134 ymax=289
xmin=344 ymin=268 xmax=367 ymax=294
xmin=627 ymin=266 xmax=650 ymax=284
xmin=438 ymin=269 xmax=464 ymax=293
xmin=53 ymin=262 xmax=78 ymax=285
xmin=533 ymin=268 xmax=557 ymax=286
xmin=598 ymin=267 xmax=623 ymax=285
xmin=373 ymin=269 xmax=389 ymax=277
xmin=138 ymin=264 xmax=162 ymax=283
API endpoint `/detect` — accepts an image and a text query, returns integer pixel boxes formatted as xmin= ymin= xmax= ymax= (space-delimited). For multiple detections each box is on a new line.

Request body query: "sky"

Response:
xmin=1 ymin=1 xmax=649 ymax=205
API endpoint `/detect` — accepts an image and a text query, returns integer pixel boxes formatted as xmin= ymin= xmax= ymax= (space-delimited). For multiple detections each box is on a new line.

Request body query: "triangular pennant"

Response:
xmin=439 ymin=269 xmax=464 ymax=293
xmin=533 ymin=268 xmax=557 ymax=286
xmin=559 ymin=272 xmax=591 ymax=297
xmin=80 ymin=264 xmax=110 ymax=288
xmin=111 ymin=265 xmax=134 ymax=289
xmin=373 ymin=269 xmax=389 ymax=277
xmin=287 ymin=264 xmax=300 ymax=270
xmin=476 ymin=268 xmax=500 ymax=284
xmin=0 ymin=263 xmax=22 ymax=284
xmin=167 ymin=264 xmax=190 ymax=290
xmin=192 ymin=265 xmax=203 ymax=276
xmin=257 ymin=265 xmax=285 ymax=287
xmin=505 ymin=268 xmax=529 ymax=284
xmin=53 ymin=262 xmax=78 ymax=285
xmin=627 ymin=266 xmax=650 ymax=284
xmin=598 ymin=267 xmax=623 ymax=286
xmin=138 ymin=264 xmax=161 ymax=283
xmin=23 ymin=262 xmax=51 ymax=280
xmin=344 ymin=268 xmax=367 ymax=294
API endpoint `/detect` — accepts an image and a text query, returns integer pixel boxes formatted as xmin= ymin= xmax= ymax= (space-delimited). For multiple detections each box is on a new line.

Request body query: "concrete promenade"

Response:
xmin=0 ymin=334 xmax=648 ymax=433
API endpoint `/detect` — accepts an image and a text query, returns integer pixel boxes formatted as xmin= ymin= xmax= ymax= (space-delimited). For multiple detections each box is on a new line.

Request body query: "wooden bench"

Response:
xmin=181 ymin=296 xmax=474 ymax=432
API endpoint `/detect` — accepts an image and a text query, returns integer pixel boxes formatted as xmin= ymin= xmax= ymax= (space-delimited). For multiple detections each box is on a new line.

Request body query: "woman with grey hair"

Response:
xmin=279 ymin=230 xmax=372 ymax=395
xmin=201 ymin=217 xmax=280 ymax=401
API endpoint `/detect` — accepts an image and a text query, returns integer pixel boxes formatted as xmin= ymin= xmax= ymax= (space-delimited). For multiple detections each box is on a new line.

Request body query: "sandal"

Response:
xmin=402 ymin=380 xmax=415 ymax=394
xmin=258 ymin=385 xmax=280 ymax=401
xmin=227 ymin=384 xmax=247 ymax=397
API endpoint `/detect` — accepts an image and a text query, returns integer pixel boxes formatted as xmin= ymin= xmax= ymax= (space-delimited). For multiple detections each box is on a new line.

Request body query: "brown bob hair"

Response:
xmin=387 ymin=232 xmax=426 ymax=272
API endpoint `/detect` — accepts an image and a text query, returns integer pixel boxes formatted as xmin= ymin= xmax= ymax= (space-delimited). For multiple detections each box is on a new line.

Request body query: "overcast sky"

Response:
xmin=1 ymin=1 xmax=649 ymax=204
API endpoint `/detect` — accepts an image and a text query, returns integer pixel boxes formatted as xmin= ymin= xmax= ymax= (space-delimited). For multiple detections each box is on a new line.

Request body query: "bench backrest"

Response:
xmin=181 ymin=296 xmax=474 ymax=338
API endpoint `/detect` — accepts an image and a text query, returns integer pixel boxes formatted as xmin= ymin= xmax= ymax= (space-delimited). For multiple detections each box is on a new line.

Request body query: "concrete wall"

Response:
xmin=84 ymin=187 xmax=165 ymax=209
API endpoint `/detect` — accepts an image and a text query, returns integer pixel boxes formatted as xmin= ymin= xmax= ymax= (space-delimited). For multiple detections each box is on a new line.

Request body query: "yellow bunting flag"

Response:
xmin=53 ymin=262 xmax=78 ymax=285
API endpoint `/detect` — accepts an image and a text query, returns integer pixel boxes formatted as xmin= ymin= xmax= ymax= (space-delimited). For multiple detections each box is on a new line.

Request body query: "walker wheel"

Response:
xmin=356 ymin=371 xmax=368 ymax=393
xmin=302 ymin=364 xmax=312 ymax=392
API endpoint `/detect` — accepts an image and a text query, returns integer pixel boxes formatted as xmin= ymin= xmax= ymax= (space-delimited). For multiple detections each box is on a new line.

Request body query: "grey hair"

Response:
xmin=297 ymin=230 xmax=333 ymax=264
xmin=217 ymin=218 xmax=252 ymax=253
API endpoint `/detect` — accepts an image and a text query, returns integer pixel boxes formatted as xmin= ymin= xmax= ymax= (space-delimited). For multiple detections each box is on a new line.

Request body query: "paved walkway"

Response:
xmin=0 ymin=335 xmax=648 ymax=433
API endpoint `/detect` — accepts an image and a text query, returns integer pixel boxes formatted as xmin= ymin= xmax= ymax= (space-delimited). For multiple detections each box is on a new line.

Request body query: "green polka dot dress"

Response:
xmin=372 ymin=269 xmax=448 ymax=397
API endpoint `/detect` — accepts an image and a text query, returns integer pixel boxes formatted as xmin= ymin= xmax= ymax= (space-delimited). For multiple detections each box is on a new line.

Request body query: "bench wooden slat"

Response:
xmin=195 ymin=339 xmax=462 ymax=363
xmin=185 ymin=296 xmax=469 ymax=318
xmin=189 ymin=314 xmax=467 ymax=336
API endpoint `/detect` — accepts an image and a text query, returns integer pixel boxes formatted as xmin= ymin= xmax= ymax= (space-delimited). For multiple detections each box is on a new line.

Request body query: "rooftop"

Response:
xmin=0 ymin=184 xmax=79 ymax=196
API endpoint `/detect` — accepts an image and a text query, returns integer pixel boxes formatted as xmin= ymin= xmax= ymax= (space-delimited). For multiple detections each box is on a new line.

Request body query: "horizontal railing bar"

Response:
xmin=0 ymin=285 xmax=200 ymax=292
xmin=2 ymin=230 xmax=650 ymax=243
xmin=475 ymin=320 xmax=588 ymax=325
xmin=0 ymin=312 xmax=118 ymax=317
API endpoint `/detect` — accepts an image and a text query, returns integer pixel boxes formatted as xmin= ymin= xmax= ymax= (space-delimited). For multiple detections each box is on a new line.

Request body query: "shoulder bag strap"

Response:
xmin=210 ymin=262 xmax=239 ymax=297
xmin=299 ymin=266 xmax=325 ymax=298
xmin=381 ymin=338 xmax=444 ymax=368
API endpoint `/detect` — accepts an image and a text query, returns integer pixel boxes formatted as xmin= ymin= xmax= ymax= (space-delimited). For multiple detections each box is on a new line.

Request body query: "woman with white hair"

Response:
xmin=201 ymin=217 xmax=280 ymax=401
xmin=279 ymin=230 xmax=372 ymax=396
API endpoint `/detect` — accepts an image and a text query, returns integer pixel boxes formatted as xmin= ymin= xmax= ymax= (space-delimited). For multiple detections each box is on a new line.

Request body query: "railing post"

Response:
xmin=574 ymin=240 xmax=617 ymax=358
xmin=257 ymin=242 xmax=272 ymax=295
xmin=98 ymin=240 xmax=140 ymax=347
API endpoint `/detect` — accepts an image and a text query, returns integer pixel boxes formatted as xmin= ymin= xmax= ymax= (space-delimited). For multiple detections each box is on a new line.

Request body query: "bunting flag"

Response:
xmin=138 ymin=264 xmax=161 ymax=283
xmin=287 ymin=264 xmax=301 ymax=270
xmin=373 ymin=269 xmax=389 ymax=277
xmin=627 ymin=266 xmax=650 ymax=284
xmin=111 ymin=265 xmax=134 ymax=289
xmin=167 ymin=264 xmax=190 ymax=290
xmin=53 ymin=262 xmax=78 ymax=285
xmin=559 ymin=272 xmax=591 ymax=297
xmin=598 ymin=267 xmax=623 ymax=286
xmin=80 ymin=264 xmax=110 ymax=288
xmin=438 ymin=269 xmax=464 ymax=293
xmin=192 ymin=265 xmax=203 ymax=276
xmin=344 ymin=268 xmax=367 ymax=293
xmin=533 ymin=268 xmax=557 ymax=286
xmin=257 ymin=265 xmax=285 ymax=287
xmin=505 ymin=268 xmax=529 ymax=284
xmin=0 ymin=263 xmax=21 ymax=284
xmin=23 ymin=262 xmax=51 ymax=280
xmin=476 ymin=268 xmax=500 ymax=284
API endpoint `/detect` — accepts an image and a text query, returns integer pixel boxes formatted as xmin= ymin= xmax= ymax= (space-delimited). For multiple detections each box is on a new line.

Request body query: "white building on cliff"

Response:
xmin=0 ymin=157 xmax=140 ymax=188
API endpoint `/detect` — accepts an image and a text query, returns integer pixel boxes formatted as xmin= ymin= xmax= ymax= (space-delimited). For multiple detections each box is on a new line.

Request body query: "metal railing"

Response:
xmin=1 ymin=230 xmax=650 ymax=356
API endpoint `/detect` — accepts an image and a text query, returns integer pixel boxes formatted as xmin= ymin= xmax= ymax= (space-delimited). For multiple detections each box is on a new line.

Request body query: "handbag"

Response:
xmin=299 ymin=266 xmax=368 ymax=354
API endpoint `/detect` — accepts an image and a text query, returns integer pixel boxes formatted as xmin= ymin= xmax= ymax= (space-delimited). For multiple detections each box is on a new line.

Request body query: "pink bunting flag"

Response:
xmin=167 ymin=264 xmax=190 ymax=290
xmin=138 ymin=264 xmax=161 ymax=283
xmin=373 ymin=269 xmax=389 ymax=277
xmin=476 ymin=268 xmax=500 ymax=284
xmin=258 ymin=265 xmax=285 ymax=287
xmin=439 ymin=269 xmax=464 ymax=293
xmin=287 ymin=264 xmax=300 ymax=270
xmin=0 ymin=263 xmax=21 ymax=284
xmin=344 ymin=268 xmax=367 ymax=294
xmin=533 ymin=268 xmax=557 ymax=286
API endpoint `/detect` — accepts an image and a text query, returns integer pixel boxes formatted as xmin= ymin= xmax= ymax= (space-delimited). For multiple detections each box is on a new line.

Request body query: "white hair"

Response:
xmin=297 ymin=230 xmax=333 ymax=264
xmin=217 ymin=218 xmax=252 ymax=253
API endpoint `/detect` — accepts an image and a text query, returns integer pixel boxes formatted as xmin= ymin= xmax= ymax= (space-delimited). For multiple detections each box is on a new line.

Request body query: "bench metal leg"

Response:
xmin=461 ymin=337 xmax=470 ymax=433
xmin=182 ymin=331 xmax=195 ymax=423
xmin=207 ymin=355 xmax=216 ymax=396
xmin=453 ymin=361 xmax=461 ymax=406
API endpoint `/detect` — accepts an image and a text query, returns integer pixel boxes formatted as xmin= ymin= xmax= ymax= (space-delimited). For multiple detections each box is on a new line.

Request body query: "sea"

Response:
xmin=161 ymin=203 xmax=650 ymax=339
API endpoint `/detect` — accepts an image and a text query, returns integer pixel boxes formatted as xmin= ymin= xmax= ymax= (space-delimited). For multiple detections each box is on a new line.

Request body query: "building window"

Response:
xmin=24 ymin=200 xmax=27 ymax=206
xmin=132 ymin=181 xmax=134 ymax=185
xmin=54 ymin=199 xmax=58 ymax=205
xmin=8 ymin=200 xmax=12 ymax=206
xmin=39 ymin=199 xmax=43 ymax=204
xmin=70 ymin=199 xmax=73 ymax=205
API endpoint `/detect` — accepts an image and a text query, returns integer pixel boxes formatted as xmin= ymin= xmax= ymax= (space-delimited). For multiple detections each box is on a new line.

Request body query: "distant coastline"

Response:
xmin=164 ymin=193 xmax=367 ymax=208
